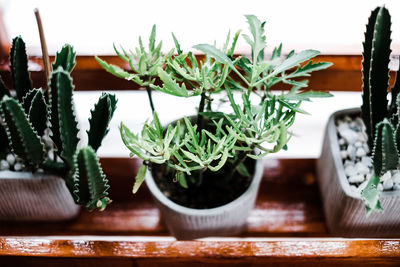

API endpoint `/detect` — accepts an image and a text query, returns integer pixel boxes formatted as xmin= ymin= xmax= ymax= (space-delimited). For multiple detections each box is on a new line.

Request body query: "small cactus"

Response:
xmin=0 ymin=36 xmax=117 ymax=211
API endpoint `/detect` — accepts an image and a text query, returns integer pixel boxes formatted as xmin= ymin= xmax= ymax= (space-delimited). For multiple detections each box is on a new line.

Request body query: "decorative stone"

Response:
xmin=348 ymin=174 xmax=365 ymax=184
xmin=346 ymin=145 xmax=357 ymax=160
xmin=339 ymin=138 xmax=346 ymax=145
xmin=383 ymin=178 xmax=394 ymax=190
xmin=344 ymin=164 xmax=356 ymax=177
xmin=377 ymin=183 xmax=384 ymax=191
xmin=380 ymin=171 xmax=392 ymax=182
xmin=13 ymin=162 xmax=23 ymax=171
xmin=340 ymin=129 xmax=359 ymax=144
xmin=340 ymin=151 xmax=348 ymax=159
xmin=393 ymin=183 xmax=400 ymax=190
xmin=6 ymin=154 xmax=15 ymax=166
xmin=0 ymin=160 xmax=9 ymax=170
xmin=356 ymin=147 xmax=367 ymax=157
xmin=392 ymin=171 xmax=400 ymax=184
xmin=355 ymin=162 xmax=369 ymax=175
xmin=361 ymin=156 xmax=372 ymax=167
xmin=354 ymin=141 xmax=362 ymax=148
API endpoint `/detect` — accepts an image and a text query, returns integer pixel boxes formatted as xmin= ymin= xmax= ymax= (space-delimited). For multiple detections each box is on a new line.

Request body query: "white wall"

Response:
xmin=1 ymin=0 xmax=400 ymax=55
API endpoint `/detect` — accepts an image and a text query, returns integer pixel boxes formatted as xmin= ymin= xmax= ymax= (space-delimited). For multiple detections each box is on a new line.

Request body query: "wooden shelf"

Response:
xmin=1 ymin=158 xmax=400 ymax=266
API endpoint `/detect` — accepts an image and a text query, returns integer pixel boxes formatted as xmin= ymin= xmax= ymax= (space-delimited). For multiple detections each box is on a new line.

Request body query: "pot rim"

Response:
xmin=145 ymin=157 xmax=264 ymax=216
xmin=0 ymin=170 xmax=61 ymax=180
xmin=328 ymin=107 xmax=400 ymax=199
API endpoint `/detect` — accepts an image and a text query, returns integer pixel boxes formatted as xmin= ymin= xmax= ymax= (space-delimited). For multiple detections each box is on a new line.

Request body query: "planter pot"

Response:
xmin=145 ymin=158 xmax=264 ymax=240
xmin=317 ymin=108 xmax=400 ymax=237
xmin=0 ymin=171 xmax=80 ymax=221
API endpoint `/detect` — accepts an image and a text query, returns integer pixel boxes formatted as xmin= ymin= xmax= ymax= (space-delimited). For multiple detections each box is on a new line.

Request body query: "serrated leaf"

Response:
xmin=0 ymin=96 xmax=44 ymax=165
xmin=133 ymin=164 xmax=147 ymax=193
xmin=149 ymin=24 xmax=156 ymax=51
xmin=289 ymin=61 xmax=333 ymax=78
xmin=193 ymin=44 xmax=234 ymax=68
xmin=244 ymin=15 xmax=266 ymax=63
xmin=172 ymin=32 xmax=183 ymax=55
xmin=72 ymin=146 xmax=111 ymax=211
xmin=87 ymin=93 xmax=118 ymax=151
xmin=361 ymin=173 xmax=383 ymax=216
xmin=95 ymin=56 xmax=144 ymax=85
xmin=150 ymin=68 xmax=189 ymax=97
xmin=52 ymin=44 xmax=76 ymax=72
xmin=28 ymin=89 xmax=48 ymax=136
xmin=10 ymin=36 xmax=32 ymax=102
xmin=272 ymin=50 xmax=320 ymax=75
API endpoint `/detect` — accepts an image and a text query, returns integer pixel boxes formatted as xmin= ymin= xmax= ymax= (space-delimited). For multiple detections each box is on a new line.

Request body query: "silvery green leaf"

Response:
xmin=272 ymin=50 xmax=320 ymax=75
xmin=132 ymin=164 xmax=147 ymax=194
xmin=361 ymin=173 xmax=383 ymax=216
xmin=193 ymin=44 xmax=234 ymax=68
xmin=244 ymin=15 xmax=266 ymax=63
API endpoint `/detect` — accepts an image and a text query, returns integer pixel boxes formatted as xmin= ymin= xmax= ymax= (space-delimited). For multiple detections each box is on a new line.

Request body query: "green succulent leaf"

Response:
xmin=172 ymin=32 xmax=183 ymax=55
xmin=150 ymin=68 xmax=189 ymax=97
xmin=372 ymin=119 xmax=398 ymax=175
xmin=72 ymin=146 xmax=111 ymax=211
xmin=52 ymin=44 xmax=76 ymax=72
xmin=49 ymin=68 xmax=79 ymax=164
xmin=87 ymin=93 xmax=118 ymax=151
xmin=244 ymin=14 xmax=266 ymax=63
xmin=361 ymin=173 xmax=383 ymax=216
xmin=193 ymin=44 xmax=234 ymax=68
xmin=0 ymin=96 xmax=44 ymax=165
xmin=95 ymin=56 xmax=144 ymax=85
xmin=133 ymin=164 xmax=147 ymax=194
xmin=28 ymin=89 xmax=48 ymax=136
xmin=10 ymin=36 xmax=32 ymax=102
xmin=271 ymin=50 xmax=320 ymax=75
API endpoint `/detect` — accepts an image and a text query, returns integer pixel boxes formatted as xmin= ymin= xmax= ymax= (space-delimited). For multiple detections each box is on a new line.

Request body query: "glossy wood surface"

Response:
xmin=1 ymin=158 xmax=400 ymax=265
xmin=0 ymin=55 xmax=390 ymax=92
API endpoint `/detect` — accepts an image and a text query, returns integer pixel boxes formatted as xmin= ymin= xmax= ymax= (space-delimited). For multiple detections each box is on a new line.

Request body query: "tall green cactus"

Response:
xmin=360 ymin=6 xmax=400 ymax=214
xmin=361 ymin=6 xmax=391 ymax=149
xmin=0 ymin=37 xmax=117 ymax=211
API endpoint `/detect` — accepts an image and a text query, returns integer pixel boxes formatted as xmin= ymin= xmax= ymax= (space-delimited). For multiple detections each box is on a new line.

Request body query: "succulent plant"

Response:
xmin=0 ymin=36 xmax=117 ymax=211
xmin=360 ymin=6 xmax=400 ymax=214
xmin=99 ymin=15 xmax=332 ymax=194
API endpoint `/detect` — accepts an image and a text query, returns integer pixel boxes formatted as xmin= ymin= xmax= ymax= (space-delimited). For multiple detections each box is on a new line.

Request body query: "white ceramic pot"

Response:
xmin=317 ymin=108 xmax=400 ymax=237
xmin=145 ymin=158 xmax=263 ymax=240
xmin=0 ymin=171 xmax=80 ymax=221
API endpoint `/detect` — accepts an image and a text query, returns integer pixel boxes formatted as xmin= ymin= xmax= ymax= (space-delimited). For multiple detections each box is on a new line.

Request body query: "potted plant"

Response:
xmin=317 ymin=6 xmax=400 ymax=237
xmin=97 ymin=15 xmax=332 ymax=239
xmin=0 ymin=36 xmax=117 ymax=221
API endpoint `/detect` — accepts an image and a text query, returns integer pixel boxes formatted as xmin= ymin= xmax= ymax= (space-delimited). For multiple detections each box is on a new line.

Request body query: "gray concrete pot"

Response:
xmin=317 ymin=108 xmax=400 ymax=237
xmin=145 ymin=158 xmax=264 ymax=240
xmin=0 ymin=171 xmax=80 ymax=221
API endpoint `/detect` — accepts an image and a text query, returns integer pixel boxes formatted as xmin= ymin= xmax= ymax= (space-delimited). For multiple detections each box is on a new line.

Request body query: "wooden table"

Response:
xmin=1 ymin=158 xmax=399 ymax=266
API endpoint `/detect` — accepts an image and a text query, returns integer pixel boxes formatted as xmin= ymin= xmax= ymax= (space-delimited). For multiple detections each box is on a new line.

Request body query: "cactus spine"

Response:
xmin=0 ymin=36 xmax=117 ymax=211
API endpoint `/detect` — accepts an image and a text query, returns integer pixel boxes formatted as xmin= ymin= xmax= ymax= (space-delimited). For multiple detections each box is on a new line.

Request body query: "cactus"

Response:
xmin=0 ymin=36 xmax=117 ymax=211
xmin=361 ymin=6 xmax=391 ymax=149
xmin=360 ymin=6 xmax=400 ymax=213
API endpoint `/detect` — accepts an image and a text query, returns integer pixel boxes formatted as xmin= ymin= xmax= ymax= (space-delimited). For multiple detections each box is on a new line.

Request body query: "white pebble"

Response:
xmin=347 ymin=145 xmax=357 ymax=160
xmin=380 ymin=171 xmax=392 ymax=182
xmin=339 ymin=138 xmax=346 ymax=145
xmin=344 ymin=164 xmax=357 ymax=177
xmin=363 ymin=144 xmax=370 ymax=153
xmin=0 ymin=160 xmax=9 ymax=170
xmin=341 ymin=151 xmax=348 ymax=159
xmin=337 ymin=122 xmax=350 ymax=133
xmin=6 ymin=154 xmax=15 ymax=166
xmin=392 ymin=172 xmax=400 ymax=184
xmin=361 ymin=156 xmax=372 ymax=167
xmin=356 ymin=147 xmax=367 ymax=157
xmin=383 ymin=178 xmax=394 ymax=190
xmin=355 ymin=162 xmax=369 ymax=175
xmin=340 ymin=129 xmax=359 ymax=144
xmin=348 ymin=174 xmax=365 ymax=183
xmin=354 ymin=141 xmax=363 ymax=148
xmin=13 ymin=162 xmax=23 ymax=171
xmin=393 ymin=183 xmax=400 ymax=190
xmin=378 ymin=183 xmax=384 ymax=191
xmin=358 ymin=132 xmax=368 ymax=142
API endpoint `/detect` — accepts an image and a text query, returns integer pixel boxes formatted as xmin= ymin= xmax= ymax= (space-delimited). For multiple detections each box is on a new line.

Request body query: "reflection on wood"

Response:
xmin=1 ymin=158 xmax=399 ymax=265
xmin=0 ymin=55 xmax=393 ymax=92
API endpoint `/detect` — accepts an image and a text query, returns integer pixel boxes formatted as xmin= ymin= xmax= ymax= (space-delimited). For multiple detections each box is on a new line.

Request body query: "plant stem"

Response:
xmin=229 ymin=144 xmax=256 ymax=177
xmin=34 ymin=8 xmax=51 ymax=92
xmin=196 ymin=91 xmax=206 ymax=133
xmin=145 ymin=85 xmax=155 ymax=113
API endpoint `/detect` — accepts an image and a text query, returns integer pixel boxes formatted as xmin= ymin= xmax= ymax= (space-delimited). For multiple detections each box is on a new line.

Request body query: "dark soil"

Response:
xmin=150 ymin=157 xmax=256 ymax=209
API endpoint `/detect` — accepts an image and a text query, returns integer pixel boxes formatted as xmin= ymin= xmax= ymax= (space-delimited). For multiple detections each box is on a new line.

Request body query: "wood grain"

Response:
xmin=0 ymin=55 xmax=390 ymax=92
xmin=1 ymin=158 xmax=400 ymax=265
